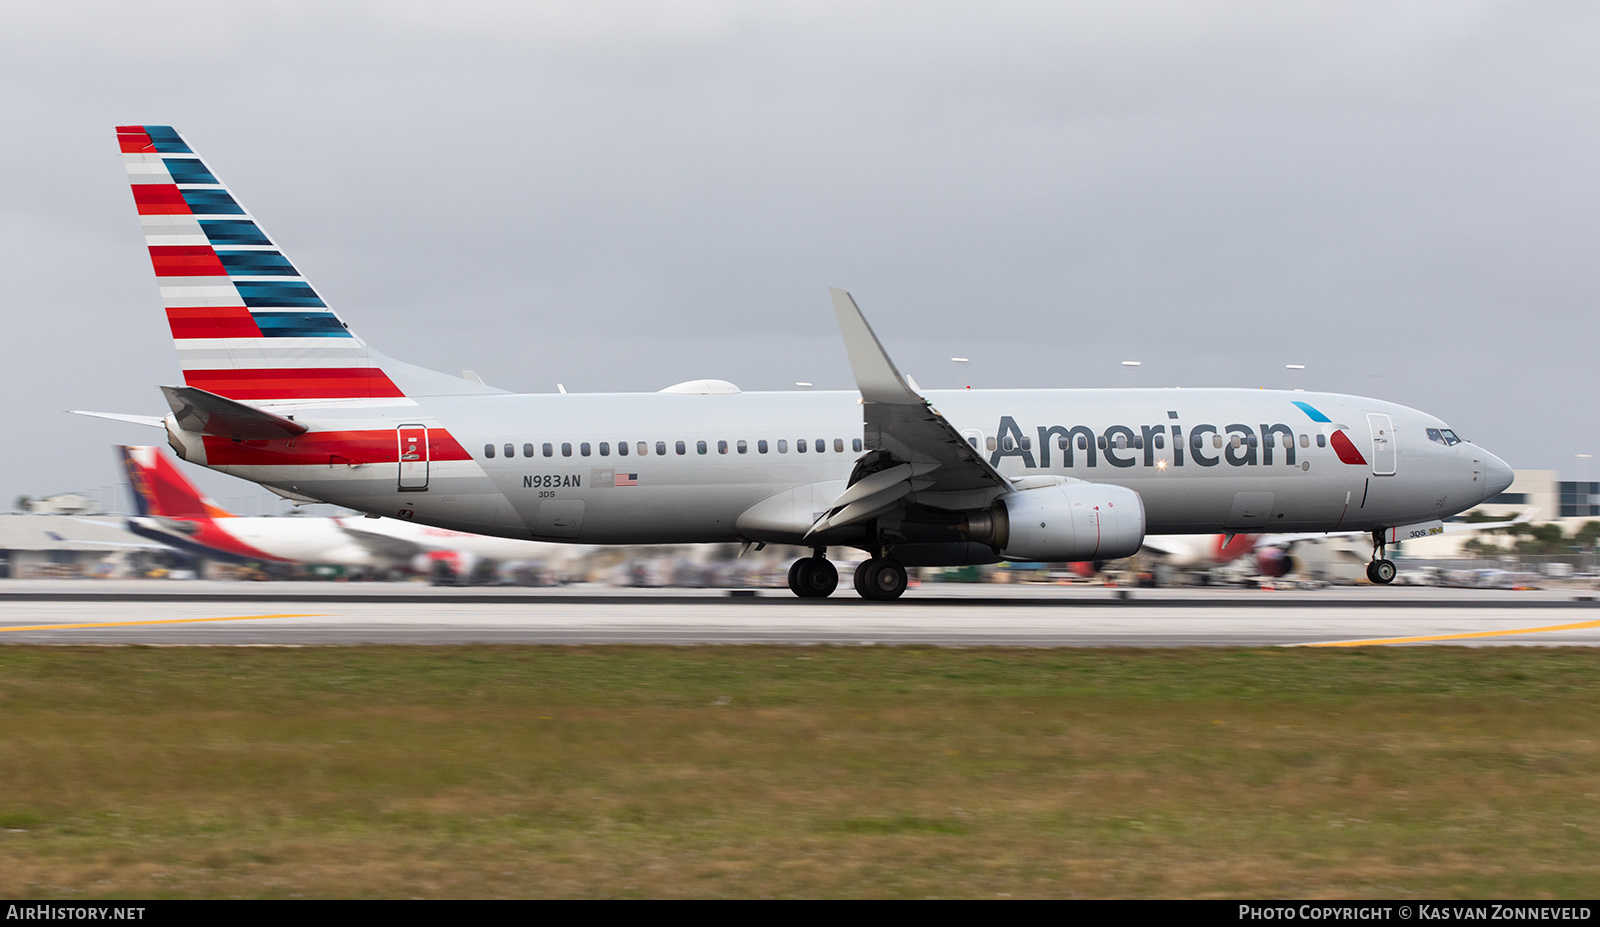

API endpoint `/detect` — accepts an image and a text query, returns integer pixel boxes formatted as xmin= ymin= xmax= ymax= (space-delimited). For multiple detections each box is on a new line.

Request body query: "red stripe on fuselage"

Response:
xmin=183 ymin=368 xmax=407 ymax=400
xmin=1330 ymin=430 xmax=1368 ymax=466
xmin=149 ymin=245 xmax=226 ymax=277
xmin=167 ymin=307 xmax=262 ymax=339
xmin=201 ymin=429 xmax=470 ymax=467
xmin=132 ymin=184 xmax=190 ymax=215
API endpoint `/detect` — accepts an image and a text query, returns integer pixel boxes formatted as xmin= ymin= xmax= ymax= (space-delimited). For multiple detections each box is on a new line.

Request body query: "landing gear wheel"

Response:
xmin=853 ymin=560 xmax=875 ymax=598
xmin=1368 ymin=559 xmax=1397 ymax=585
xmin=789 ymin=557 xmax=838 ymax=598
xmin=855 ymin=558 xmax=908 ymax=601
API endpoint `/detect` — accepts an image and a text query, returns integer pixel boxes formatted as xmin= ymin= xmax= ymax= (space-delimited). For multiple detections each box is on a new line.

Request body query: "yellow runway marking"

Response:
xmin=1302 ymin=618 xmax=1600 ymax=647
xmin=0 ymin=614 xmax=321 ymax=633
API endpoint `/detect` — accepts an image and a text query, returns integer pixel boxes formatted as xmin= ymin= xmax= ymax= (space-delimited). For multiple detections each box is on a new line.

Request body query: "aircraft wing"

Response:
xmin=808 ymin=289 xmax=1010 ymax=534
xmin=333 ymin=520 xmax=431 ymax=563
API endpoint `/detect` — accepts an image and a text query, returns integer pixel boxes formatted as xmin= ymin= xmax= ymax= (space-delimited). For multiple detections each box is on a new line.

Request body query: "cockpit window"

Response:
xmin=1427 ymin=428 xmax=1445 ymax=445
xmin=1440 ymin=429 xmax=1462 ymax=445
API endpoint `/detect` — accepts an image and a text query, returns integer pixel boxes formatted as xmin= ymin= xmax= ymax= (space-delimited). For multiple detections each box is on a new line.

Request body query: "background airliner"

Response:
xmin=84 ymin=125 xmax=1514 ymax=599
xmin=119 ymin=445 xmax=578 ymax=582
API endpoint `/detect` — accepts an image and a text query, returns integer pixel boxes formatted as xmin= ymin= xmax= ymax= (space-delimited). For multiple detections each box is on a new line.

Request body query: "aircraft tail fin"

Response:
xmin=118 ymin=445 xmax=234 ymax=519
xmin=116 ymin=125 xmax=501 ymax=404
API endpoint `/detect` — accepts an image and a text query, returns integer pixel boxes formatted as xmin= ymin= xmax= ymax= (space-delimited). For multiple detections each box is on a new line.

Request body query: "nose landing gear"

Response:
xmin=1367 ymin=531 xmax=1397 ymax=585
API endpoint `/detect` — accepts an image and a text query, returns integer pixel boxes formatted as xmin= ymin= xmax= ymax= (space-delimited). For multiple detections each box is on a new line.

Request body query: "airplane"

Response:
xmin=118 ymin=444 xmax=578 ymax=582
xmin=80 ymin=124 xmax=1515 ymax=600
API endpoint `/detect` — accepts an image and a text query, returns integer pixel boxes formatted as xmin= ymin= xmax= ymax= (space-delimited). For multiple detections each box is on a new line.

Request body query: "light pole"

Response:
xmin=1579 ymin=455 xmax=1595 ymax=573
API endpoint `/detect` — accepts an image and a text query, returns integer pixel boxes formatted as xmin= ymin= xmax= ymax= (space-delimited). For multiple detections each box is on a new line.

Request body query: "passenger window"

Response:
xmin=543 ymin=443 xmax=553 ymax=457
xmin=985 ymin=437 xmax=996 ymax=452
xmin=1002 ymin=436 xmax=1015 ymax=452
xmin=484 ymin=444 xmax=495 ymax=459
xmin=738 ymin=440 xmax=749 ymax=454
xmin=1191 ymin=434 xmax=1203 ymax=450
xmin=1213 ymin=434 xmax=1223 ymax=449
xmin=1230 ymin=435 xmax=1242 ymax=449
xmin=1113 ymin=434 xmax=1126 ymax=450
xmin=618 ymin=441 xmax=628 ymax=456
xmin=503 ymin=443 xmax=513 ymax=458
xmin=522 ymin=443 xmax=533 ymax=457
xmin=1078 ymin=435 xmax=1088 ymax=450
xmin=676 ymin=441 xmax=686 ymax=455
xmin=1097 ymin=436 xmax=1107 ymax=450
xmin=778 ymin=439 xmax=788 ymax=453
xmin=1154 ymin=434 xmax=1165 ymax=450
xmin=599 ymin=442 xmax=610 ymax=456
xmin=833 ymin=438 xmax=843 ymax=453
xmin=1316 ymin=434 xmax=1326 ymax=448
xmin=758 ymin=440 xmax=768 ymax=454
xmin=697 ymin=440 xmax=708 ymax=455
xmin=717 ymin=440 xmax=728 ymax=454
xmin=656 ymin=441 xmax=666 ymax=456
xmin=1021 ymin=436 xmax=1032 ymax=450
xmin=638 ymin=442 xmax=649 ymax=456
xmin=797 ymin=439 xmax=807 ymax=453
xmin=1057 ymin=436 xmax=1067 ymax=450
xmin=580 ymin=442 xmax=591 ymax=457
xmin=969 ymin=437 xmax=979 ymax=448
xmin=561 ymin=443 xmax=572 ymax=457
xmin=852 ymin=438 xmax=862 ymax=452
xmin=815 ymin=439 xmax=825 ymax=453
xmin=1247 ymin=435 xmax=1257 ymax=448
xmin=1300 ymin=434 xmax=1309 ymax=448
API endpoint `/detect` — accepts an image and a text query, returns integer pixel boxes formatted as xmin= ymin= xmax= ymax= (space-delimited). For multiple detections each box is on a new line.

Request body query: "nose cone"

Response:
xmin=1481 ymin=450 xmax=1513 ymax=503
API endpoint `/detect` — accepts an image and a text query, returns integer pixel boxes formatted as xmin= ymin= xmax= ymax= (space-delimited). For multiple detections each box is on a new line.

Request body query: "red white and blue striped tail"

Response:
xmin=118 ymin=124 xmax=409 ymax=404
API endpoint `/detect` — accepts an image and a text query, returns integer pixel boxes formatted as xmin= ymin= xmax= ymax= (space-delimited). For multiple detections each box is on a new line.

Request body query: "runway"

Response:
xmin=2 ymin=580 xmax=1598 ymax=646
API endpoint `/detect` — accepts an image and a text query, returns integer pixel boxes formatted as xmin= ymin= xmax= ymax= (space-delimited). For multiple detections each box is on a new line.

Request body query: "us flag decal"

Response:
xmin=614 ymin=473 xmax=638 ymax=487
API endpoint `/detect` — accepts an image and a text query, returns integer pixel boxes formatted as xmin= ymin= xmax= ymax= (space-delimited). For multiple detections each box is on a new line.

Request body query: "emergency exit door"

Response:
xmin=398 ymin=425 xmax=429 ymax=491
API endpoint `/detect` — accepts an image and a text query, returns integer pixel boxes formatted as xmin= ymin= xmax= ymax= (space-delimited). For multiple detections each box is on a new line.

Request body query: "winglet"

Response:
xmin=829 ymin=287 xmax=924 ymax=405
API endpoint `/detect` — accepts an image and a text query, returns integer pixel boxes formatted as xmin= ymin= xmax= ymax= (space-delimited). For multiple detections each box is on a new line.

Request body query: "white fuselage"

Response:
xmin=191 ymin=387 xmax=1510 ymax=550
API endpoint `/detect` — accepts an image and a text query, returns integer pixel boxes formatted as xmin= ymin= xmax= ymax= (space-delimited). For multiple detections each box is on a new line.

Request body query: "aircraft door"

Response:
xmin=398 ymin=425 xmax=429 ymax=491
xmin=1367 ymin=414 xmax=1396 ymax=476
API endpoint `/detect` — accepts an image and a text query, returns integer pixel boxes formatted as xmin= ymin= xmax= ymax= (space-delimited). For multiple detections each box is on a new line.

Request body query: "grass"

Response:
xmin=0 ymin=645 xmax=1596 ymax=897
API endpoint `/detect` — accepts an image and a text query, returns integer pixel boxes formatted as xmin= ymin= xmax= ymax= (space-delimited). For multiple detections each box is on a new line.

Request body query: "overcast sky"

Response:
xmin=3 ymin=1 xmax=1597 ymax=512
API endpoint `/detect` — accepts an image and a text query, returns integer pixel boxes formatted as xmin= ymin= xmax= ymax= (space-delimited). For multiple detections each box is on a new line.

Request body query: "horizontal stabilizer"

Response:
xmin=161 ymin=385 xmax=308 ymax=440
xmin=70 ymin=410 xmax=165 ymax=428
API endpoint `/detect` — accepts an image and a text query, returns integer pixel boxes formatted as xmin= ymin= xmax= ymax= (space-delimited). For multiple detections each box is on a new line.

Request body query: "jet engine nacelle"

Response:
xmin=963 ymin=482 xmax=1145 ymax=563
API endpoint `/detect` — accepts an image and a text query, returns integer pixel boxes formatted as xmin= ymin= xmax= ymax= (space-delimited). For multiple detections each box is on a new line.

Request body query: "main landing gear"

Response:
xmin=1367 ymin=530 xmax=1397 ymax=585
xmin=853 ymin=557 xmax=909 ymax=601
xmin=786 ymin=550 xmax=910 ymax=600
xmin=787 ymin=552 xmax=838 ymax=598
